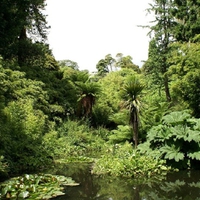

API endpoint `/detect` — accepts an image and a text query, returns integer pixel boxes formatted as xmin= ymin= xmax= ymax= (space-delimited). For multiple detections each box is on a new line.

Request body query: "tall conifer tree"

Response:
xmin=171 ymin=0 xmax=200 ymax=42
xmin=145 ymin=0 xmax=174 ymax=101
xmin=0 ymin=0 xmax=49 ymax=63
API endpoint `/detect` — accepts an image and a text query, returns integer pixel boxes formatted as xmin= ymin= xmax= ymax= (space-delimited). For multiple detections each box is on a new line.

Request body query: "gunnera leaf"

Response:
xmin=162 ymin=111 xmax=191 ymax=126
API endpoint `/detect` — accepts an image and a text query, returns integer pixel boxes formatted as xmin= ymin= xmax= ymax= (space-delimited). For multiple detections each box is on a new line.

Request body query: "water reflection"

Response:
xmin=49 ymin=163 xmax=200 ymax=200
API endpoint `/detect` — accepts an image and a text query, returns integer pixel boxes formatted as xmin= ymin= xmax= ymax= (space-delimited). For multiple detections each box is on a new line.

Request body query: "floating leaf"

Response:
xmin=0 ymin=174 xmax=79 ymax=199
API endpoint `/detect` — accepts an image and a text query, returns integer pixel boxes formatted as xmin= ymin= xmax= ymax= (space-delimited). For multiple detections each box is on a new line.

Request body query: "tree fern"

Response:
xmin=120 ymin=75 xmax=144 ymax=147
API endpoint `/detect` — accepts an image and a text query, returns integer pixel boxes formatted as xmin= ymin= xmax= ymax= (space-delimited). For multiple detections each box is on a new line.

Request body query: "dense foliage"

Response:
xmin=138 ymin=111 xmax=200 ymax=169
xmin=92 ymin=142 xmax=171 ymax=178
xmin=0 ymin=0 xmax=200 ymax=184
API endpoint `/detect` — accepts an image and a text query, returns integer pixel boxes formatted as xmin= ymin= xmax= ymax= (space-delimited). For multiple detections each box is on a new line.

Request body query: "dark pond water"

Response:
xmin=47 ymin=163 xmax=200 ymax=200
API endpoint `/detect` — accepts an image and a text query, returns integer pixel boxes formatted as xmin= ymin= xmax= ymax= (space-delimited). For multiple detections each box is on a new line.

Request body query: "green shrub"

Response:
xmin=91 ymin=103 xmax=112 ymax=127
xmin=0 ymin=156 xmax=8 ymax=177
xmin=92 ymin=142 xmax=170 ymax=178
xmin=0 ymin=99 xmax=51 ymax=173
xmin=44 ymin=120 xmax=107 ymax=160
xmin=108 ymin=125 xmax=132 ymax=143
xmin=92 ymin=126 xmax=111 ymax=141
xmin=138 ymin=111 xmax=200 ymax=169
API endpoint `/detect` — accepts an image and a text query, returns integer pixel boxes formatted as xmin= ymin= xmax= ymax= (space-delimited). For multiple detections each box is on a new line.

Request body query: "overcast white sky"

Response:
xmin=46 ymin=0 xmax=153 ymax=72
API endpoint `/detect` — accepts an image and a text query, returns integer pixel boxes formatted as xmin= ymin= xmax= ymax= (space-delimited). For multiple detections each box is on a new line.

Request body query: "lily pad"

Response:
xmin=0 ymin=173 xmax=79 ymax=199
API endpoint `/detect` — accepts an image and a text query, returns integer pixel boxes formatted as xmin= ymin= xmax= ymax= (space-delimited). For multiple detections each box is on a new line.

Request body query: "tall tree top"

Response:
xmin=0 ymin=0 xmax=49 ymax=58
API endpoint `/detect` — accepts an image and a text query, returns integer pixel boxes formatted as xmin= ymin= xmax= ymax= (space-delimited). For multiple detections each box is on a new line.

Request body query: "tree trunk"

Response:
xmin=162 ymin=56 xmax=171 ymax=102
xmin=133 ymin=124 xmax=138 ymax=148
xmin=18 ymin=27 xmax=27 ymax=66
xmin=131 ymin=109 xmax=139 ymax=148
xmin=80 ymin=95 xmax=95 ymax=118
xmin=164 ymin=74 xmax=171 ymax=102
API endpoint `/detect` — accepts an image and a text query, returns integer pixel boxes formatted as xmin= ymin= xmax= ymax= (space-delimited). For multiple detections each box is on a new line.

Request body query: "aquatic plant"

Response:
xmin=92 ymin=142 xmax=171 ymax=178
xmin=0 ymin=173 xmax=79 ymax=199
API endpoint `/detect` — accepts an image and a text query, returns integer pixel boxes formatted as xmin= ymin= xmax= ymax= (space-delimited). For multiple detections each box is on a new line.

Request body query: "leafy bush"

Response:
xmin=108 ymin=125 xmax=132 ymax=143
xmin=109 ymin=109 xmax=129 ymax=126
xmin=169 ymin=41 xmax=200 ymax=117
xmin=44 ymin=120 xmax=107 ymax=160
xmin=92 ymin=142 xmax=170 ymax=178
xmin=0 ymin=156 xmax=8 ymax=177
xmin=0 ymin=99 xmax=51 ymax=173
xmin=92 ymin=126 xmax=111 ymax=141
xmin=91 ymin=103 xmax=112 ymax=127
xmin=140 ymin=91 xmax=170 ymax=134
xmin=138 ymin=111 xmax=200 ymax=169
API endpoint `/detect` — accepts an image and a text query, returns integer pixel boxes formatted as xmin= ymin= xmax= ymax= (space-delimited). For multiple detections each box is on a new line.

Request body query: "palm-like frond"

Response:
xmin=76 ymin=80 xmax=101 ymax=118
xmin=120 ymin=75 xmax=144 ymax=148
xmin=71 ymin=71 xmax=89 ymax=83
xmin=77 ymin=81 xmax=101 ymax=99
xmin=121 ymin=76 xmax=144 ymax=102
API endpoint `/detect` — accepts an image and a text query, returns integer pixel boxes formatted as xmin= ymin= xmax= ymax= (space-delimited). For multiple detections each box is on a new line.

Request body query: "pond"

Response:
xmin=48 ymin=162 xmax=200 ymax=200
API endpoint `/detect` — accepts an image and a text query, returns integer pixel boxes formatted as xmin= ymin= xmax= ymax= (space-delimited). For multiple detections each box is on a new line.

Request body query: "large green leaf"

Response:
xmin=160 ymin=145 xmax=184 ymax=162
xmin=188 ymin=152 xmax=200 ymax=160
xmin=187 ymin=130 xmax=200 ymax=142
xmin=148 ymin=125 xmax=171 ymax=143
xmin=170 ymin=126 xmax=189 ymax=141
xmin=162 ymin=111 xmax=191 ymax=125
xmin=170 ymin=125 xmax=200 ymax=142
xmin=193 ymin=119 xmax=200 ymax=130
